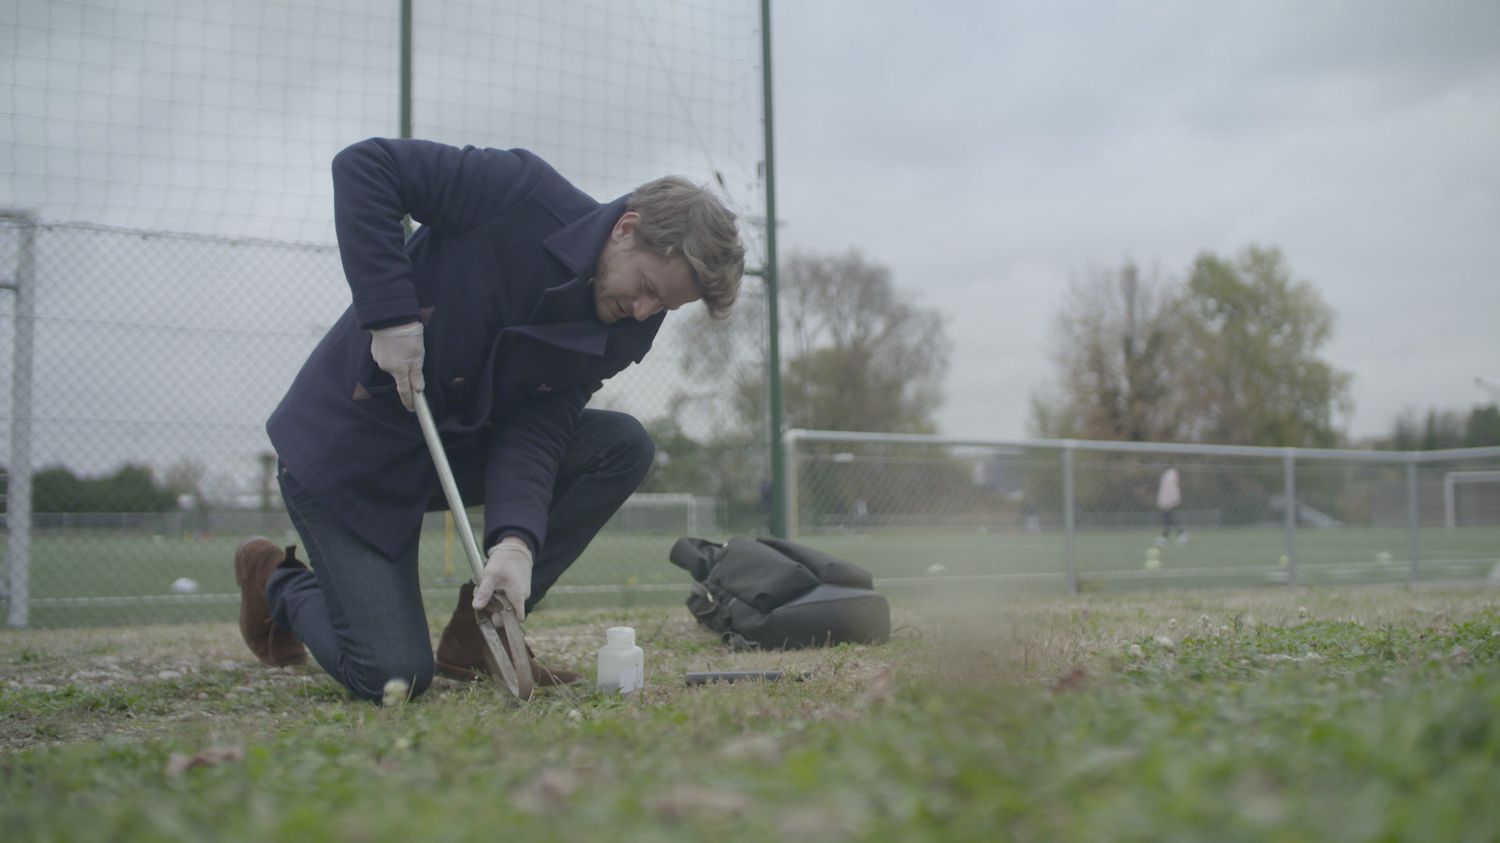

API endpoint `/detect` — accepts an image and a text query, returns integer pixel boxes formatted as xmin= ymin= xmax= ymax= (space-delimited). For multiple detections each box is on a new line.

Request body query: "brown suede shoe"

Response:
xmin=436 ymin=581 xmax=583 ymax=688
xmin=234 ymin=537 xmax=308 ymax=667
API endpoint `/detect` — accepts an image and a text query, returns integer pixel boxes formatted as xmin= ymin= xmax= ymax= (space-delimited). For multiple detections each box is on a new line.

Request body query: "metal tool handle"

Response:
xmin=413 ymin=391 xmax=487 ymax=582
xmin=414 ymin=390 xmax=534 ymax=702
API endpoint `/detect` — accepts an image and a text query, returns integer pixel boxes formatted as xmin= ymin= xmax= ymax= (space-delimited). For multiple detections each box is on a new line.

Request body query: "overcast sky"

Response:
xmin=3 ymin=0 xmax=1499 ymax=483
xmin=773 ymin=1 xmax=1500 ymax=441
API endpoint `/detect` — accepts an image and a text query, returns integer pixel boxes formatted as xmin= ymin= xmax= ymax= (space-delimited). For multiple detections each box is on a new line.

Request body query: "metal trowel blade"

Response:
xmin=474 ymin=595 xmax=534 ymax=702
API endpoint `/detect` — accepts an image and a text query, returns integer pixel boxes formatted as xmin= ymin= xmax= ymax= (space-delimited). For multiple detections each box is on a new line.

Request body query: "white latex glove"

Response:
xmin=474 ymin=537 xmax=534 ymax=623
xmin=369 ymin=321 xmax=426 ymax=412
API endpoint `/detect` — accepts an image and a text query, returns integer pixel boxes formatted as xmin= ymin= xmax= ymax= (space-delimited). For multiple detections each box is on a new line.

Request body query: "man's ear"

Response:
xmin=611 ymin=210 xmax=640 ymax=244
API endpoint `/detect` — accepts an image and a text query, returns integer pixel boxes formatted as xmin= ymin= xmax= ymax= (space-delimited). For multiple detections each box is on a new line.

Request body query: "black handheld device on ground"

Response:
xmin=684 ymin=670 xmax=807 ymax=686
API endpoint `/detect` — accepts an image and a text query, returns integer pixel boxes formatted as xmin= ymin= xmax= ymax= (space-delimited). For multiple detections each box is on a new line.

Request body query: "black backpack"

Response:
xmin=669 ymin=536 xmax=891 ymax=650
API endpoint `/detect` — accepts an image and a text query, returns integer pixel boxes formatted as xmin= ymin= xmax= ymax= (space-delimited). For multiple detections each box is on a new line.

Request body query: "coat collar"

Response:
xmin=528 ymin=195 xmax=629 ymax=327
xmin=527 ymin=194 xmax=662 ymax=362
xmin=542 ymin=194 xmax=630 ymax=280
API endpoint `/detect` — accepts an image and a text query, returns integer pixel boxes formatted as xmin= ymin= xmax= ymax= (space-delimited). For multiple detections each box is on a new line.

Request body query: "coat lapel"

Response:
xmin=525 ymin=193 xmax=631 ymax=356
xmin=542 ymin=194 xmax=630 ymax=281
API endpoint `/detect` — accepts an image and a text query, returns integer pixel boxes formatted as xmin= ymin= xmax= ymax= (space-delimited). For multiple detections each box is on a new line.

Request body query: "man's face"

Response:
xmin=593 ymin=211 xmax=699 ymax=324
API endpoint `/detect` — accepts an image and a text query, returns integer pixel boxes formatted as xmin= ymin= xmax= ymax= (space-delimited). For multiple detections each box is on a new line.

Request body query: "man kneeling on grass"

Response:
xmin=233 ymin=138 xmax=744 ymax=703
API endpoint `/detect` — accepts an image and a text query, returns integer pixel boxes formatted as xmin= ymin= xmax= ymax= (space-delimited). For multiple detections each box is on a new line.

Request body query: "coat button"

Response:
xmin=450 ymin=376 xmax=466 ymax=386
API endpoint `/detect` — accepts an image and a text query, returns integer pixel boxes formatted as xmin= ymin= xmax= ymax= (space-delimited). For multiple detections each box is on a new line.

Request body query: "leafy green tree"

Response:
xmin=32 ymin=467 xmax=85 ymax=512
xmin=1179 ymin=245 xmax=1352 ymax=447
xmin=32 ymin=464 xmax=179 ymax=513
xmin=1421 ymin=409 xmax=1466 ymax=451
xmin=1033 ymin=247 xmax=1352 ymax=519
xmin=639 ymin=413 xmax=712 ymax=494
xmin=1388 ymin=407 xmax=1423 ymax=451
xmin=1465 ymin=405 xmax=1500 ymax=447
xmin=1383 ymin=404 xmax=1500 ymax=450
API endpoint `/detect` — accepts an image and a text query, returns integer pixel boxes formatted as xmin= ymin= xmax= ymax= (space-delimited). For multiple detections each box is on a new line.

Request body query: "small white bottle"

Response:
xmin=596 ymin=626 xmax=645 ymax=694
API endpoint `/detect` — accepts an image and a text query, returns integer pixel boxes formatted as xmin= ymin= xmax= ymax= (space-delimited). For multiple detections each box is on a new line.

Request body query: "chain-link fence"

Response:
xmin=0 ymin=214 xmax=774 ymax=628
xmin=783 ymin=430 xmax=1500 ymax=594
xmin=1 ymin=1 xmax=773 ymax=628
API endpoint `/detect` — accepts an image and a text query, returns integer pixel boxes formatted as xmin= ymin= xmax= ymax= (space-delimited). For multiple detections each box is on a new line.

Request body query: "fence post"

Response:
xmin=1406 ymin=460 xmax=1420 ymax=584
xmin=781 ymin=429 xmax=799 ymax=541
xmin=3 ymin=211 xmax=36 ymax=628
xmin=1062 ymin=442 xmax=1077 ymax=595
xmin=1444 ymin=472 xmax=1455 ymax=530
xmin=1283 ymin=448 xmax=1297 ymax=587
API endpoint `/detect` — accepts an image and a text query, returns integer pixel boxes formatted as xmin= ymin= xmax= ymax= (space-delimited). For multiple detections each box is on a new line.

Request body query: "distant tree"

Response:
xmin=163 ymin=457 xmax=206 ymax=500
xmin=662 ymin=249 xmax=951 ymax=526
xmin=32 ymin=464 xmax=179 ymax=513
xmin=1466 ymin=405 xmax=1500 ymax=447
xmin=1421 ymin=409 xmax=1466 ymax=451
xmin=1031 ymin=261 xmax=1191 ymax=441
xmin=1388 ymin=407 xmax=1423 ymax=451
xmin=680 ymin=249 xmax=950 ymax=436
xmin=32 ymin=467 xmax=84 ymax=512
xmin=1178 ymin=245 xmax=1352 ymax=447
xmin=1031 ymin=246 xmax=1352 ymax=520
xmin=777 ymin=250 xmax=950 ymax=433
xmin=639 ymin=413 xmax=712 ymax=494
xmin=1382 ymin=404 xmax=1500 ymax=450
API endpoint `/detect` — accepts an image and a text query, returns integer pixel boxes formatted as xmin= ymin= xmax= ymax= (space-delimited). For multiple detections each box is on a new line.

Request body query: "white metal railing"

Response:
xmin=783 ymin=429 xmax=1500 ymax=595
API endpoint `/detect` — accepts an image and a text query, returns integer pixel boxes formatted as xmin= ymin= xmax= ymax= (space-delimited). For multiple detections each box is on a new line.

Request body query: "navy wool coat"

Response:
xmin=268 ymin=138 xmax=664 ymax=558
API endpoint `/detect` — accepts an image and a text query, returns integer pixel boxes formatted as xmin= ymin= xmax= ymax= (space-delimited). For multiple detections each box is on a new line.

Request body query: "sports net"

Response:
xmin=1 ymin=0 xmax=768 ymax=626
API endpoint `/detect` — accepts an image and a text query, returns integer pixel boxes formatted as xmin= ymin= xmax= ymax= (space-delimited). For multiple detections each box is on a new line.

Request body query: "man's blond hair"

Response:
xmin=628 ymin=176 xmax=745 ymax=319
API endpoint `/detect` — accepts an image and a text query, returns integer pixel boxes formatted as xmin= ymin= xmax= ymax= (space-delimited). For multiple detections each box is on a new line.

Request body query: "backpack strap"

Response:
xmin=686 ymin=581 xmax=755 ymax=651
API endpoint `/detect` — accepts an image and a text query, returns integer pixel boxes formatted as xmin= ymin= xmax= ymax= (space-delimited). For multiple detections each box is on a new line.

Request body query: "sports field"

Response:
xmin=7 ymin=524 xmax=1498 ymax=627
xmin=3 ymin=585 xmax=1498 ymax=840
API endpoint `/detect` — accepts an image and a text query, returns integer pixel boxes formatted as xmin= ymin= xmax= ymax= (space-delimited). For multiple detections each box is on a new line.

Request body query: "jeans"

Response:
xmin=266 ymin=409 xmax=655 ymax=703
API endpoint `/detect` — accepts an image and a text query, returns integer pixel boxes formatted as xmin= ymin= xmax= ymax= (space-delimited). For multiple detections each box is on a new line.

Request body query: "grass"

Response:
xmin=7 ymin=525 xmax=1499 ymax=626
xmin=3 ymin=585 xmax=1500 ymax=841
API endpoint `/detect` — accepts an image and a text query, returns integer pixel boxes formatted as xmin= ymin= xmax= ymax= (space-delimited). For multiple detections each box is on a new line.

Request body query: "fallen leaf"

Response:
xmin=1051 ymin=666 xmax=1089 ymax=693
xmin=165 ymin=746 xmax=244 ymax=777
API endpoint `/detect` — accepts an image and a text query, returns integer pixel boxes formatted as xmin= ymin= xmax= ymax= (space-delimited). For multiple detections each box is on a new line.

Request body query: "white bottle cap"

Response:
xmin=606 ymin=626 xmax=635 ymax=646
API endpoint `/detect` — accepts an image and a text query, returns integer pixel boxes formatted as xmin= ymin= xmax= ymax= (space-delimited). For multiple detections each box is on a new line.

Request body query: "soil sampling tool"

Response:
xmin=414 ymin=390 xmax=534 ymax=702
